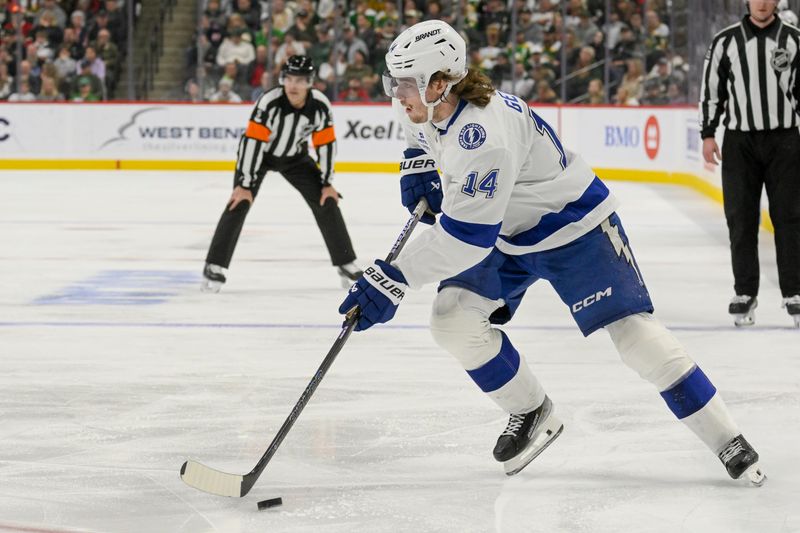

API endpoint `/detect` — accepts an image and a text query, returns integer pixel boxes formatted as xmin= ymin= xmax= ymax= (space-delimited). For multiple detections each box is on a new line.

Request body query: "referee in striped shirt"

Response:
xmin=202 ymin=55 xmax=362 ymax=292
xmin=700 ymin=0 xmax=800 ymax=325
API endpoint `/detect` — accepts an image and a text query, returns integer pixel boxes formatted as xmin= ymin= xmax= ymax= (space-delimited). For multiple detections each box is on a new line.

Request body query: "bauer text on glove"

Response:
xmin=400 ymin=148 xmax=442 ymax=224
xmin=338 ymin=260 xmax=408 ymax=331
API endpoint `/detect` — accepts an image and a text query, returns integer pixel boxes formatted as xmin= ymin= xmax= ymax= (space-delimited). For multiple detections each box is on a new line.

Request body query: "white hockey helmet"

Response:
xmin=382 ymin=20 xmax=468 ymax=107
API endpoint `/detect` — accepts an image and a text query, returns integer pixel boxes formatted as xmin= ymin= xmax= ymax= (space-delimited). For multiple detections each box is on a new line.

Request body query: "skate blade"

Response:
xmin=201 ymin=280 xmax=223 ymax=293
xmin=744 ymin=464 xmax=766 ymax=487
xmin=340 ymin=277 xmax=356 ymax=289
xmin=793 ymin=316 xmax=800 ymax=329
xmin=733 ymin=313 xmax=755 ymax=327
xmin=504 ymin=415 xmax=564 ymax=476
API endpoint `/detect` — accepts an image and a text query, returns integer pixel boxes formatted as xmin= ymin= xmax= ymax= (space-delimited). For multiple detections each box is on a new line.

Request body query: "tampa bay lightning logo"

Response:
xmin=458 ymin=123 xmax=486 ymax=150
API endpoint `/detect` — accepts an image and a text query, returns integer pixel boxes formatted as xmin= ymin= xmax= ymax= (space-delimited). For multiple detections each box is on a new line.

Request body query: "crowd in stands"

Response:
xmin=0 ymin=0 xmax=133 ymax=101
xmin=0 ymin=0 xmax=689 ymax=105
xmin=185 ymin=0 xmax=690 ymax=106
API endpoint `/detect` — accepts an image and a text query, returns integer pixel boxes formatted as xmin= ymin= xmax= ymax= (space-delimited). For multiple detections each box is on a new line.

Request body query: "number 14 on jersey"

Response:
xmin=462 ymin=169 xmax=499 ymax=198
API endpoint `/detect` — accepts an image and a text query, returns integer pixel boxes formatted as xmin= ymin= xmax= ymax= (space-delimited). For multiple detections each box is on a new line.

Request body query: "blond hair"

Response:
xmin=431 ymin=68 xmax=495 ymax=108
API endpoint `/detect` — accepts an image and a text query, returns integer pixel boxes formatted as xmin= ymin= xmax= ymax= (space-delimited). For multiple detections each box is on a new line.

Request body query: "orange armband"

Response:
xmin=312 ymin=126 xmax=336 ymax=147
xmin=245 ymin=121 xmax=271 ymax=142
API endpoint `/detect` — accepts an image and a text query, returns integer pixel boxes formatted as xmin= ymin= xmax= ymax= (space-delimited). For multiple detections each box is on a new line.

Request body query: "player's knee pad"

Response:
xmin=430 ymin=287 xmax=504 ymax=369
xmin=606 ymin=312 xmax=695 ymax=391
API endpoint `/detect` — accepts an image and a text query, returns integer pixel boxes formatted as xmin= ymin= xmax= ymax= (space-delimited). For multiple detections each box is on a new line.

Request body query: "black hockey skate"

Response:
xmin=782 ymin=295 xmax=800 ymax=328
xmin=718 ymin=434 xmax=766 ymax=486
xmin=201 ymin=263 xmax=226 ymax=293
xmin=337 ymin=262 xmax=363 ymax=289
xmin=729 ymin=295 xmax=757 ymax=327
xmin=493 ymin=396 xmax=564 ymax=476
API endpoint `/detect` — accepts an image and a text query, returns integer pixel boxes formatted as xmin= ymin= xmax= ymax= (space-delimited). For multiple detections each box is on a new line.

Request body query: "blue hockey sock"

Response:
xmin=660 ymin=366 xmax=716 ymax=419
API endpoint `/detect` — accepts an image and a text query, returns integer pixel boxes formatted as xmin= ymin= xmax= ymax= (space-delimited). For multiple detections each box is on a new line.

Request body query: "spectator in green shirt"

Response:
xmin=71 ymin=76 xmax=101 ymax=101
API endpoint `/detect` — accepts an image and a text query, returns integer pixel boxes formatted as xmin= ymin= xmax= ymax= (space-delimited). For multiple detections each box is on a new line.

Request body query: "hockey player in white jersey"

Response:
xmin=339 ymin=20 xmax=765 ymax=484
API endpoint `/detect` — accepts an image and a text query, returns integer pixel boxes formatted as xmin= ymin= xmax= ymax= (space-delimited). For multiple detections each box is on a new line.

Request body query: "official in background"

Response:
xmin=202 ymin=55 xmax=361 ymax=292
xmin=700 ymin=0 xmax=800 ymax=327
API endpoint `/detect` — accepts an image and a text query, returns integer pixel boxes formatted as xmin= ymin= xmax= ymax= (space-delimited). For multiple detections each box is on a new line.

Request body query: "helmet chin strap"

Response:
xmin=422 ymin=84 xmax=454 ymax=122
xmin=419 ymin=72 xmax=467 ymax=122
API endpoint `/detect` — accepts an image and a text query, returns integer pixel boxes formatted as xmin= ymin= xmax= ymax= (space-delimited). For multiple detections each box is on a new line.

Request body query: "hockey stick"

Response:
xmin=180 ymin=198 xmax=430 ymax=498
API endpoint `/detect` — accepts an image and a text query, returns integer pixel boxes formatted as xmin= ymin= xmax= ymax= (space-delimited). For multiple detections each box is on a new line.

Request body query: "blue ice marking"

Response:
xmin=34 ymin=270 xmax=200 ymax=305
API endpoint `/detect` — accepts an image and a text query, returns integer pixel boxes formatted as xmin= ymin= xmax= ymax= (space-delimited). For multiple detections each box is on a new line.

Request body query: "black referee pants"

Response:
xmin=721 ymin=129 xmax=800 ymax=298
xmin=206 ymin=154 xmax=357 ymax=269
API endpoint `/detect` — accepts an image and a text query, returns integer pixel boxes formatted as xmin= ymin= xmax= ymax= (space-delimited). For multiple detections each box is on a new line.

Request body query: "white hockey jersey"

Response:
xmin=393 ymin=91 xmax=619 ymax=289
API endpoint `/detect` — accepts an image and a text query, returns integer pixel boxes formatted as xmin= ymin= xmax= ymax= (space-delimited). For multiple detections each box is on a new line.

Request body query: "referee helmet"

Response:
xmin=280 ymin=55 xmax=315 ymax=84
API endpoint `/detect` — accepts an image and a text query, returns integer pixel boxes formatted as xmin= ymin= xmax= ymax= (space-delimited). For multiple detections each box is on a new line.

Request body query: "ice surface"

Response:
xmin=0 ymin=170 xmax=797 ymax=533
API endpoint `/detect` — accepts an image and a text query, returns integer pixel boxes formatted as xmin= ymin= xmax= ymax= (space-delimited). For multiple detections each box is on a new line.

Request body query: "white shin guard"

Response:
xmin=606 ymin=312 xmax=738 ymax=452
xmin=430 ymin=287 xmax=545 ymax=414
xmin=430 ymin=287 xmax=504 ymax=365
xmin=606 ymin=312 xmax=695 ymax=391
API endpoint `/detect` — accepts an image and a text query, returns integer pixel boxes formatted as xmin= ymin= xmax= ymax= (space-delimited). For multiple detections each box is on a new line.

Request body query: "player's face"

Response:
xmin=398 ymin=83 xmax=427 ymax=123
xmin=398 ymin=80 xmax=449 ymax=124
xmin=749 ymin=0 xmax=778 ymax=21
xmin=383 ymin=74 xmax=426 ymax=122
xmin=385 ymin=75 xmax=448 ymax=123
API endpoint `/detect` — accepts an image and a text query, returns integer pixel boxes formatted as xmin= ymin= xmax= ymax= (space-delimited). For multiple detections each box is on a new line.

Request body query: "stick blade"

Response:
xmin=180 ymin=460 xmax=245 ymax=497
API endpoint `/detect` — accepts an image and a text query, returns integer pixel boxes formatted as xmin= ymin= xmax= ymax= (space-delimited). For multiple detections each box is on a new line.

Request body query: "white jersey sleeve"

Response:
xmin=395 ymin=136 xmax=514 ymax=289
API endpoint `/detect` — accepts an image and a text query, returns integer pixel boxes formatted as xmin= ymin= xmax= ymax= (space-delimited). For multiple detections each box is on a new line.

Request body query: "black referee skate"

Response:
xmin=718 ymin=434 xmax=766 ymax=486
xmin=729 ymin=295 xmax=757 ymax=327
xmin=493 ymin=396 xmax=564 ymax=476
xmin=782 ymin=295 xmax=800 ymax=328
xmin=201 ymin=263 xmax=226 ymax=293
xmin=337 ymin=262 xmax=363 ymax=289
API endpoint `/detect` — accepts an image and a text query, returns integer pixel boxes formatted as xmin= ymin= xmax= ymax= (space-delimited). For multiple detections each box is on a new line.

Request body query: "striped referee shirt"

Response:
xmin=235 ymin=87 xmax=337 ymax=188
xmin=700 ymin=15 xmax=800 ymax=138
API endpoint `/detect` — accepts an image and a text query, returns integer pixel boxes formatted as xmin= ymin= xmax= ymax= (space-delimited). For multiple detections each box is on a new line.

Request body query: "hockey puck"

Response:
xmin=257 ymin=497 xmax=283 ymax=510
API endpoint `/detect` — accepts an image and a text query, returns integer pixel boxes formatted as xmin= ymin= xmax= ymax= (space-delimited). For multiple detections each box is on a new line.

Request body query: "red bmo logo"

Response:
xmin=644 ymin=115 xmax=660 ymax=160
